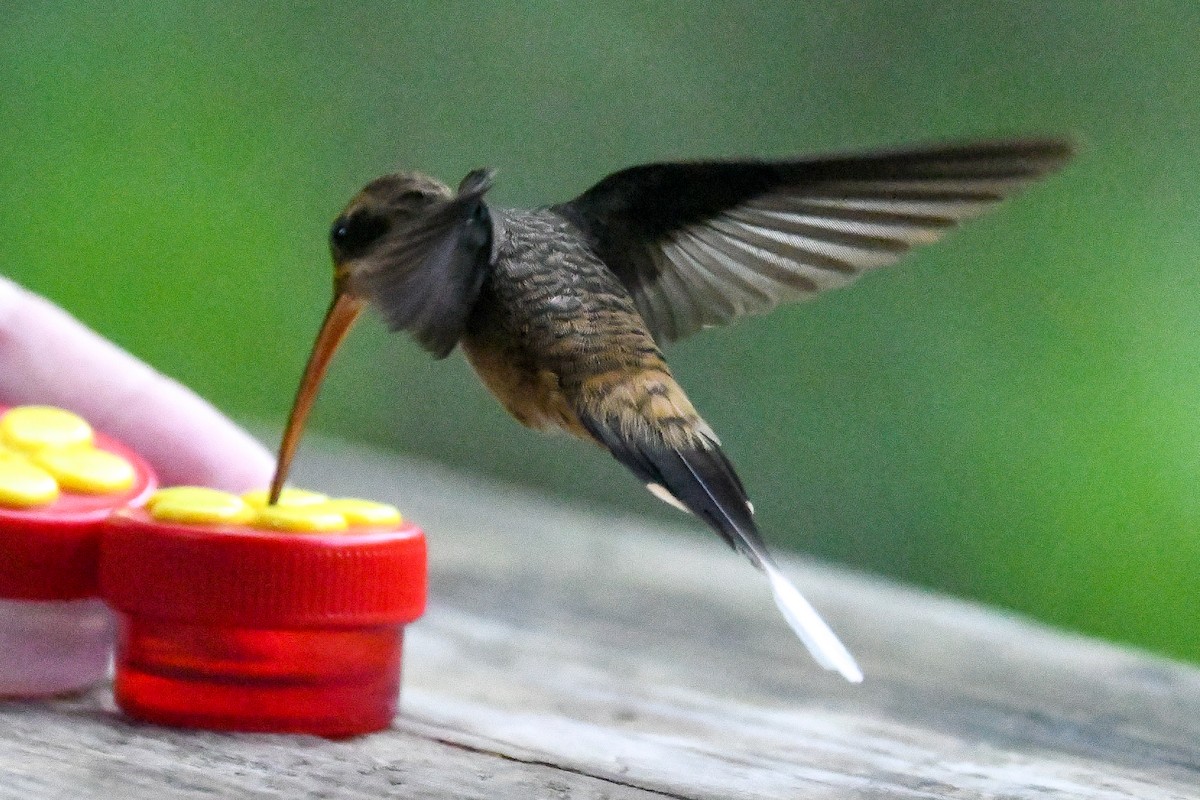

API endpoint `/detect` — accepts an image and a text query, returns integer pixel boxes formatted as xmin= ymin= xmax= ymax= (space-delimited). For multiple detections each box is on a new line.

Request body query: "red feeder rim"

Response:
xmin=100 ymin=508 xmax=427 ymax=628
xmin=0 ymin=407 xmax=157 ymax=600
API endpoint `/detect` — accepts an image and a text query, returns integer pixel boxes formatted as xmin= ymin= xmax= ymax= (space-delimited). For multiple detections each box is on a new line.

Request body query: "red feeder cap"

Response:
xmin=0 ymin=407 xmax=157 ymax=600
xmin=100 ymin=509 xmax=427 ymax=628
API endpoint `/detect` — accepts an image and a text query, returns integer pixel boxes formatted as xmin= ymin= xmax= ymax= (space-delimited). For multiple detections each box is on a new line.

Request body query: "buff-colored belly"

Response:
xmin=460 ymin=337 xmax=592 ymax=440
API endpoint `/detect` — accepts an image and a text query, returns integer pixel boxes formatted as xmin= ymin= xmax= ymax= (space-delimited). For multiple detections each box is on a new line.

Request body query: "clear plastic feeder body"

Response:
xmin=0 ymin=404 xmax=156 ymax=697
xmin=0 ymin=598 xmax=113 ymax=697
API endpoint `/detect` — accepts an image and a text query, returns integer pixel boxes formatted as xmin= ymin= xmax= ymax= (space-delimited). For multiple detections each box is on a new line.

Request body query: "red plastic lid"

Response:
xmin=100 ymin=508 xmax=427 ymax=628
xmin=0 ymin=407 xmax=157 ymax=600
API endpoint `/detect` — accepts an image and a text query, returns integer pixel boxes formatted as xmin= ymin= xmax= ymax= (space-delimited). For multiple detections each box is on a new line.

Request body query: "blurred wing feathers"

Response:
xmin=361 ymin=168 xmax=496 ymax=358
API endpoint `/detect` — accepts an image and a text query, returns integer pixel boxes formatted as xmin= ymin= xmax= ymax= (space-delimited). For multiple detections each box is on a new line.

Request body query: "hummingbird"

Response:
xmin=269 ymin=138 xmax=1072 ymax=683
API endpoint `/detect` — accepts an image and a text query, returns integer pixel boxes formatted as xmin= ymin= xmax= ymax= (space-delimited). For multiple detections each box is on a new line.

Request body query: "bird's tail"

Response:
xmin=660 ymin=442 xmax=863 ymax=683
xmin=584 ymin=409 xmax=862 ymax=682
xmin=756 ymin=549 xmax=863 ymax=682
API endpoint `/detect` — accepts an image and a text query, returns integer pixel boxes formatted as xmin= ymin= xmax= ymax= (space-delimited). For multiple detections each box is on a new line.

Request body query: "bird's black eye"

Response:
xmin=330 ymin=211 xmax=389 ymax=259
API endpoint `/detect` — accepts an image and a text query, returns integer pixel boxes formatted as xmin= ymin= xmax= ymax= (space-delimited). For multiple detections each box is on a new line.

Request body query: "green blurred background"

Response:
xmin=3 ymin=2 xmax=1197 ymax=663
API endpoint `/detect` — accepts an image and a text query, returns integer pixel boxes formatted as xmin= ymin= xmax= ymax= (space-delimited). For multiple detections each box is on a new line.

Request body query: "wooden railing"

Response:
xmin=4 ymin=439 xmax=1197 ymax=798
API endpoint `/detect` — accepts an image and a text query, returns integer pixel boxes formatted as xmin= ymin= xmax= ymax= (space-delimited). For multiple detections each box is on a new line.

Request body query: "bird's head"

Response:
xmin=328 ymin=172 xmax=454 ymax=294
xmin=269 ymin=168 xmax=495 ymax=503
xmin=267 ymin=171 xmax=454 ymax=503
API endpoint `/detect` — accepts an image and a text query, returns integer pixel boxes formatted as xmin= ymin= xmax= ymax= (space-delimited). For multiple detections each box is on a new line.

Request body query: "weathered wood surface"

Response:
xmin=2 ymin=438 xmax=1198 ymax=799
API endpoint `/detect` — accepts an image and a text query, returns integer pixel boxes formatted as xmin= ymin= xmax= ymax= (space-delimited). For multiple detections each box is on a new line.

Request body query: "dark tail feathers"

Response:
xmin=581 ymin=414 xmax=864 ymax=682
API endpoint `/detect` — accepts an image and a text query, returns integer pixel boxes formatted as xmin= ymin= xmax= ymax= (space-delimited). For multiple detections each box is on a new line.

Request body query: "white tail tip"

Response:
xmin=762 ymin=561 xmax=863 ymax=683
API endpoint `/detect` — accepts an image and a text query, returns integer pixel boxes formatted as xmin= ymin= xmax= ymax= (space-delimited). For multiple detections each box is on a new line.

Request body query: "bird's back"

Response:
xmin=461 ymin=208 xmax=710 ymax=449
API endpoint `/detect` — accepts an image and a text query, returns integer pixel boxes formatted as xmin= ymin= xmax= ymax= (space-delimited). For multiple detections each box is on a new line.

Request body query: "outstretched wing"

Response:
xmin=358 ymin=169 xmax=495 ymax=358
xmin=554 ymin=139 xmax=1072 ymax=343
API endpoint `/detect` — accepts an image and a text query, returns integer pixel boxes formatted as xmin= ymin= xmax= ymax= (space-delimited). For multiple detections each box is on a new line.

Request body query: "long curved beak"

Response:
xmin=268 ymin=288 xmax=365 ymax=504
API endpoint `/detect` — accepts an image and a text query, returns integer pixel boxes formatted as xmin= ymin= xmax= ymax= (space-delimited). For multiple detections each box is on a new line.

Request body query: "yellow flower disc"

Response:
xmin=316 ymin=498 xmax=402 ymax=526
xmin=0 ymin=406 xmax=93 ymax=451
xmin=0 ymin=459 xmax=59 ymax=507
xmin=35 ymin=448 xmax=135 ymax=494
xmin=241 ymin=487 xmax=329 ymax=509
xmin=254 ymin=504 xmax=349 ymax=533
xmin=148 ymin=485 xmax=403 ymax=532
xmin=148 ymin=487 xmax=255 ymax=525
